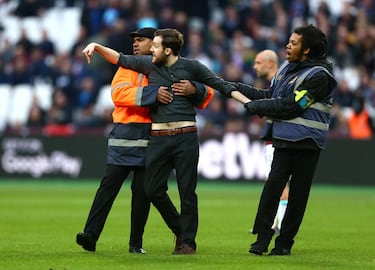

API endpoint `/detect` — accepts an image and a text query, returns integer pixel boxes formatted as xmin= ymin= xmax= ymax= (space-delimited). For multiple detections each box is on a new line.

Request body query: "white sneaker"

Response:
xmin=272 ymin=225 xmax=280 ymax=235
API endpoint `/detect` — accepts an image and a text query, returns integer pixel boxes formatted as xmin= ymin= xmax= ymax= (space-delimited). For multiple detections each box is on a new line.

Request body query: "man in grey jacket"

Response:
xmin=82 ymin=28 xmax=249 ymax=254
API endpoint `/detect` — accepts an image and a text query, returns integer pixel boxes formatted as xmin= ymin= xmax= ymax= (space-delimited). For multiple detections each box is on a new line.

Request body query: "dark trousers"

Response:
xmin=144 ymin=132 xmax=199 ymax=249
xmin=84 ymin=164 xmax=150 ymax=248
xmin=252 ymin=148 xmax=320 ymax=249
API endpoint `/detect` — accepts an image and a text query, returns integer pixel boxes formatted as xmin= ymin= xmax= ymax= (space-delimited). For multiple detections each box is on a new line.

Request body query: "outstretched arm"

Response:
xmin=82 ymin=42 xmax=120 ymax=65
xmin=231 ymin=90 xmax=251 ymax=104
xmin=191 ymin=59 xmax=250 ymax=104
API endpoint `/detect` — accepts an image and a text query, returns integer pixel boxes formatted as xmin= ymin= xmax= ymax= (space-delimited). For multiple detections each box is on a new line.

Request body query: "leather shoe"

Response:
xmin=249 ymin=240 xmax=269 ymax=255
xmin=172 ymin=243 xmax=196 ymax=255
xmin=129 ymin=247 xmax=147 ymax=254
xmin=76 ymin=232 xmax=96 ymax=252
xmin=269 ymin=247 xmax=291 ymax=256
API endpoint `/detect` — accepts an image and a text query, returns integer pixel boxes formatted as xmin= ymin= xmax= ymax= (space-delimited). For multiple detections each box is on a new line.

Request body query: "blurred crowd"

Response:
xmin=0 ymin=0 xmax=375 ymax=139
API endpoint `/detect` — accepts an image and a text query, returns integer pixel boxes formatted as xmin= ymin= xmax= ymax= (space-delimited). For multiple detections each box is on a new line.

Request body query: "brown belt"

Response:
xmin=151 ymin=126 xmax=197 ymax=136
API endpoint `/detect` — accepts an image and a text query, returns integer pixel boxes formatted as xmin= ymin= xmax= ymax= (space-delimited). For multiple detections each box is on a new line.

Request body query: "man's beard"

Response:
xmin=153 ymin=54 xmax=167 ymax=65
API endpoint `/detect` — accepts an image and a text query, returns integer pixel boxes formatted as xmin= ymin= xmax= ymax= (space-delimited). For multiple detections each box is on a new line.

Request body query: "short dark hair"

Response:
xmin=294 ymin=24 xmax=327 ymax=59
xmin=154 ymin=28 xmax=184 ymax=56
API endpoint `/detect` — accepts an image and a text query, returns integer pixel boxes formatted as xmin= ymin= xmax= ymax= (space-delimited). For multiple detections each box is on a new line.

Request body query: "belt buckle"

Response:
xmin=167 ymin=128 xmax=176 ymax=136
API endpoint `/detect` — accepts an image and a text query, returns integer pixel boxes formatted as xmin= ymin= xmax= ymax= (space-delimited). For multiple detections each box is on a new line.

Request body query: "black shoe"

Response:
xmin=269 ymin=247 xmax=291 ymax=256
xmin=76 ymin=232 xmax=96 ymax=252
xmin=249 ymin=240 xmax=269 ymax=255
xmin=129 ymin=247 xmax=147 ymax=254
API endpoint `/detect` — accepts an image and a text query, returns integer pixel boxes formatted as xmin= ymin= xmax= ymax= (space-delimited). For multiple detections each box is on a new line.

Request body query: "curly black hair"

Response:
xmin=294 ymin=24 xmax=328 ymax=59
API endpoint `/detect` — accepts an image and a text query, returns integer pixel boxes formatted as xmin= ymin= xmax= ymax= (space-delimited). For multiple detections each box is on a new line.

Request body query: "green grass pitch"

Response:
xmin=0 ymin=179 xmax=374 ymax=270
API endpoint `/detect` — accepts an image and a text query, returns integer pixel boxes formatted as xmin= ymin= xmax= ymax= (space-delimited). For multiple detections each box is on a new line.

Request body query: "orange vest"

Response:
xmin=110 ymin=67 xmax=152 ymax=124
xmin=197 ymin=86 xmax=214 ymax=109
xmin=348 ymin=110 xmax=373 ymax=139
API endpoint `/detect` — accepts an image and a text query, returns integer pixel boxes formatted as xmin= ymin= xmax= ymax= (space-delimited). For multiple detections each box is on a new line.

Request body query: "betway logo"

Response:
xmin=198 ymin=133 xmax=267 ymax=180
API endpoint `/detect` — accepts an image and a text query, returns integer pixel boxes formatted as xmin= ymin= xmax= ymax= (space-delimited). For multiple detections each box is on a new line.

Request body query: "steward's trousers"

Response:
xmin=84 ymin=164 xmax=150 ymax=248
xmin=252 ymin=147 xmax=321 ymax=249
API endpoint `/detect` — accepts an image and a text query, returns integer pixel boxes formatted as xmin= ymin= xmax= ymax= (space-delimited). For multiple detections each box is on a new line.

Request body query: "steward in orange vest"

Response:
xmin=348 ymin=97 xmax=374 ymax=139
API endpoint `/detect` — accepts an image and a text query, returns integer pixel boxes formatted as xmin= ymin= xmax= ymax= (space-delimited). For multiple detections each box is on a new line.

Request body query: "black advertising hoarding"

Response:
xmin=314 ymin=138 xmax=374 ymax=185
xmin=0 ymin=133 xmax=268 ymax=181
xmin=0 ymin=136 xmax=107 ymax=179
xmin=0 ymin=134 xmax=373 ymax=185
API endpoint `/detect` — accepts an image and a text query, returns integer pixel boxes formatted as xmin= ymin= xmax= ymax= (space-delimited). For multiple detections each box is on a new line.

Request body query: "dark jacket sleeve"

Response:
xmin=303 ymin=71 xmax=332 ymax=101
xmin=117 ymin=54 xmax=153 ymax=73
xmin=245 ymin=71 xmax=330 ymax=119
xmin=141 ymin=85 xmax=161 ymax=106
xmin=236 ymin=82 xmax=273 ymax=100
xmin=191 ymin=59 xmax=234 ymax=97
xmin=187 ymin=81 xmax=208 ymax=106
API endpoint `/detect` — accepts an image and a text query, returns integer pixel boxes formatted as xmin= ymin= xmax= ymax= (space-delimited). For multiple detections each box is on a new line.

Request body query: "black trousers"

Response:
xmin=83 ymin=164 xmax=150 ymax=248
xmin=252 ymin=147 xmax=321 ymax=249
xmin=144 ymin=132 xmax=199 ymax=249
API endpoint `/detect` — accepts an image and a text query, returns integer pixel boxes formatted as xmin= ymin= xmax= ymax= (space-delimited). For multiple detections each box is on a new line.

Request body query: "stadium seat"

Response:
xmin=21 ymin=17 xmax=42 ymax=43
xmin=7 ymin=84 xmax=34 ymax=127
xmin=33 ymin=82 xmax=53 ymax=110
xmin=41 ymin=7 xmax=81 ymax=53
xmin=1 ymin=15 xmax=21 ymax=44
xmin=94 ymin=84 xmax=114 ymax=116
xmin=0 ymin=84 xmax=11 ymax=131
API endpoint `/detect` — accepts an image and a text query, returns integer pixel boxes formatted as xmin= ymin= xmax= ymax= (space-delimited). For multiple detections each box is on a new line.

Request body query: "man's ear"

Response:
xmin=303 ymin=47 xmax=310 ymax=56
xmin=164 ymin=47 xmax=172 ymax=56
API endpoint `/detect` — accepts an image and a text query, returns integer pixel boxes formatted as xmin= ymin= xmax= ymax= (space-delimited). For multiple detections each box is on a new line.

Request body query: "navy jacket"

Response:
xmin=238 ymin=59 xmax=337 ymax=150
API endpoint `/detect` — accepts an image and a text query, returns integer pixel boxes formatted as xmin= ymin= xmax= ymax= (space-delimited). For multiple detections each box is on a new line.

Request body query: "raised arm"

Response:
xmin=82 ymin=42 xmax=120 ymax=65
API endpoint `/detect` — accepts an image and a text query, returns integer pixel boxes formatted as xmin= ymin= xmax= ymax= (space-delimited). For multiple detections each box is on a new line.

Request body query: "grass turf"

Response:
xmin=0 ymin=179 xmax=374 ymax=270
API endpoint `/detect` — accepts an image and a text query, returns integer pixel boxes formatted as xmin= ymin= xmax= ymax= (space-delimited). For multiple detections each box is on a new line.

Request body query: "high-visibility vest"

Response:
xmin=261 ymin=64 xmax=336 ymax=149
xmin=348 ymin=110 xmax=373 ymax=139
xmin=111 ymin=67 xmax=152 ymax=124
